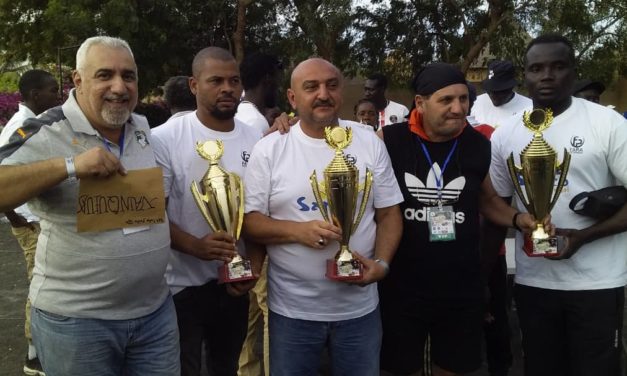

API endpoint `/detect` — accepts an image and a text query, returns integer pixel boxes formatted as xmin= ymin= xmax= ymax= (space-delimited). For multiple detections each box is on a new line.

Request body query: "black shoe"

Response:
xmin=23 ymin=355 xmax=45 ymax=376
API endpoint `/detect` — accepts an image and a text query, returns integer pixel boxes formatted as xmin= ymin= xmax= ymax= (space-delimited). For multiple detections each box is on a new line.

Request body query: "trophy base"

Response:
xmin=218 ymin=259 xmax=256 ymax=284
xmin=523 ymin=233 xmax=559 ymax=257
xmin=325 ymin=259 xmax=363 ymax=281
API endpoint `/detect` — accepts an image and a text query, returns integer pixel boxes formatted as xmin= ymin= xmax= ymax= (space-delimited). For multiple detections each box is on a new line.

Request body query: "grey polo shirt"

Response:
xmin=0 ymin=90 xmax=171 ymax=320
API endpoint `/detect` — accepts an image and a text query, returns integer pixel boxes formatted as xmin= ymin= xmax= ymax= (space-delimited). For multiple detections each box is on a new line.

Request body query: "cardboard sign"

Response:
xmin=76 ymin=167 xmax=166 ymax=232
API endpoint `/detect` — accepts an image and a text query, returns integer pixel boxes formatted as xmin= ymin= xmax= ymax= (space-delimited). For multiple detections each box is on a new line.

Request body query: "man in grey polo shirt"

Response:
xmin=0 ymin=36 xmax=179 ymax=375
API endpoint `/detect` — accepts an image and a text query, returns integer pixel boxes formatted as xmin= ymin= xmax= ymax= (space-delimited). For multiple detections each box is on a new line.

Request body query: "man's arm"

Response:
xmin=0 ymin=159 xmax=67 ymax=212
xmin=479 ymin=175 xmax=536 ymax=231
xmin=551 ymin=201 xmax=627 ymax=260
xmin=350 ymin=204 xmax=402 ymax=285
xmin=0 ymin=147 xmax=125 ymax=212
xmin=243 ymin=211 xmax=341 ymax=248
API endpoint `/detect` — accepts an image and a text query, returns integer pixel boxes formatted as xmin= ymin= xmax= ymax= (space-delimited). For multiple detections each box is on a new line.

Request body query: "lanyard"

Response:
xmin=102 ymin=126 xmax=125 ymax=158
xmin=416 ymin=136 xmax=458 ymax=207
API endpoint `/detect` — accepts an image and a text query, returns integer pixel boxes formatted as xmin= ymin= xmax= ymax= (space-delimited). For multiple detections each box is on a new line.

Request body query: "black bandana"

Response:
xmin=412 ymin=63 xmax=466 ymax=95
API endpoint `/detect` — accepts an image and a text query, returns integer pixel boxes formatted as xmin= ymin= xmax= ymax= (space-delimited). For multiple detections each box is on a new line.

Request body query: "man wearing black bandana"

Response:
xmin=378 ymin=63 xmax=544 ymax=376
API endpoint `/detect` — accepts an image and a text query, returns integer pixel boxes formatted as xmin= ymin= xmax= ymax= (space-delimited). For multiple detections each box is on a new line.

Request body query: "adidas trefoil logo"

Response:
xmin=404 ymin=163 xmax=466 ymax=205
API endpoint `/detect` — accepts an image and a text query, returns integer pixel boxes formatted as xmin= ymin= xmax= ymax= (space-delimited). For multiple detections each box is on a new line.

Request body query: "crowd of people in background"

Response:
xmin=0 ymin=32 xmax=626 ymax=376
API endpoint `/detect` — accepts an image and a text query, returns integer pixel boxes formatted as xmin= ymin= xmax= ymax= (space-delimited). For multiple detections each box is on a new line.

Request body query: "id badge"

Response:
xmin=427 ymin=205 xmax=456 ymax=242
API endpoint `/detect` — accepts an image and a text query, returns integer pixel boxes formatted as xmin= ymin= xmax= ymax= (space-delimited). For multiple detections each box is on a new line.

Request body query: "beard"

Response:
xmin=101 ymin=94 xmax=132 ymax=128
xmin=101 ymin=106 xmax=130 ymax=128
xmin=210 ymin=103 xmax=238 ymax=120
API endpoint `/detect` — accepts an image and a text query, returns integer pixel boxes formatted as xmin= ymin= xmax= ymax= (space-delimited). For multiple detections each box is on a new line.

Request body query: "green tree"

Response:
xmin=0 ymin=0 xmax=285 ymax=95
xmin=354 ymin=0 xmax=626 ymax=88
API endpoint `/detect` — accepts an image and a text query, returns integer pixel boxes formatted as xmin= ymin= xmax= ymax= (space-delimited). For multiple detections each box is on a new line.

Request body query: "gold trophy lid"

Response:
xmin=196 ymin=140 xmax=224 ymax=163
xmin=523 ymin=108 xmax=554 ymax=134
xmin=196 ymin=140 xmax=229 ymax=178
xmin=324 ymin=126 xmax=356 ymax=173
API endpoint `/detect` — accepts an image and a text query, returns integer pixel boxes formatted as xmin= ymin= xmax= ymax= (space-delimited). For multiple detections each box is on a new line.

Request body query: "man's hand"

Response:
xmin=545 ymin=228 xmax=585 ymax=260
xmin=515 ymin=213 xmax=555 ymax=235
xmin=264 ymin=113 xmax=298 ymax=136
xmin=295 ymin=220 xmax=342 ymax=249
xmin=194 ymin=232 xmax=238 ymax=262
xmin=225 ymin=277 xmax=258 ymax=297
xmin=4 ymin=211 xmax=35 ymax=229
xmin=343 ymin=252 xmax=388 ymax=286
xmin=74 ymin=147 xmax=127 ymax=178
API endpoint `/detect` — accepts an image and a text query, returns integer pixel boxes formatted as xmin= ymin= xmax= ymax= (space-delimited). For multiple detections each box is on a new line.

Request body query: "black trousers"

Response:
xmin=484 ymin=254 xmax=513 ymax=376
xmin=173 ymin=280 xmax=249 ymax=376
xmin=515 ymin=284 xmax=624 ymax=376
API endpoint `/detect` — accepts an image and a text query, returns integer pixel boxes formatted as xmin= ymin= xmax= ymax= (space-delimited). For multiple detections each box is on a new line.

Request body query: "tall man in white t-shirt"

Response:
xmin=243 ymin=58 xmax=403 ymax=375
xmin=364 ymin=72 xmax=409 ymax=128
xmin=152 ymin=47 xmax=262 ymax=376
xmin=471 ymin=60 xmax=532 ymax=128
xmin=489 ymin=34 xmax=627 ymax=376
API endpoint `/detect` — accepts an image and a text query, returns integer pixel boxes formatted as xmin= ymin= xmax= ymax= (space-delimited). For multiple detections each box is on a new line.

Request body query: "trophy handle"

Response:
xmin=191 ymin=180 xmax=219 ymax=233
xmin=506 ymin=153 xmax=534 ymax=214
xmin=352 ymin=168 xmax=373 ymax=235
xmin=310 ymin=171 xmax=330 ymax=222
xmin=548 ymin=148 xmax=571 ymax=212
xmin=230 ymin=172 xmax=244 ymax=240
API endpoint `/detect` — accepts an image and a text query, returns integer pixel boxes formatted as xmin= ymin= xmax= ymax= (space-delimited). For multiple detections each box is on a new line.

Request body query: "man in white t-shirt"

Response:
xmin=152 ymin=47 xmax=262 ymax=376
xmin=364 ymin=73 xmax=409 ymax=128
xmin=235 ymin=52 xmax=283 ymax=135
xmin=0 ymin=68 xmax=58 ymax=376
xmin=489 ymin=34 xmax=627 ymax=376
xmin=471 ymin=60 xmax=532 ymax=128
xmin=243 ymin=58 xmax=403 ymax=375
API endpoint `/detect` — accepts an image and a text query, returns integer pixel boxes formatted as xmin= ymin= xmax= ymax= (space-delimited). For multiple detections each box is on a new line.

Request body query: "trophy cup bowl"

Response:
xmin=191 ymin=140 xmax=255 ymax=283
xmin=506 ymin=109 xmax=570 ymax=256
xmin=310 ymin=126 xmax=373 ymax=281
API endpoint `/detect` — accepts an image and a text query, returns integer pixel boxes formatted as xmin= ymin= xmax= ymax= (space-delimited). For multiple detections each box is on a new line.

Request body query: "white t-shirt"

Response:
xmin=0 ymin=103 xmax=39 ymax=222
xmin=151 ymin=112 xmax=262 ymax=294
xmin=244 ymin=119 xmax=403 ymax=321
xmin=471 ymin=92 xmax=532 ymax=128
xmin=235 ymin=101 xmax=269 ymax=134
xmin=379 ymin=100 xmax=409 ymax=127
xmin=490 ymin=98 xmax=627 ymax=291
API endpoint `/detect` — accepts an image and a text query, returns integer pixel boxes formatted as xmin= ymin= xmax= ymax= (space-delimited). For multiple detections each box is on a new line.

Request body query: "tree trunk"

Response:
xmin=233 ymin=0 xmax=253 ymax=63
xmin=460 ymin=0 xmax=508 ymax=73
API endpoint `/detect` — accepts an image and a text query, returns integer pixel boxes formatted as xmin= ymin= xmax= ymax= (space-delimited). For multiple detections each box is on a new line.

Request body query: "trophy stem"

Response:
xmin=531 ymin=223 xmax=549 ymax=240
xmin=229 ymin=253 xmax=244 ymax=265
xmin=336 ymin=245 xmax=353 ymax=262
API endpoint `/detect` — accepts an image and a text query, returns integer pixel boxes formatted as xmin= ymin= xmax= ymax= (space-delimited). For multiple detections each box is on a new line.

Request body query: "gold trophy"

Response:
xmin=191 ymin=140 xmax=255 ymax=283
xmin=507 ymin=109 xmax=570 ymax=256
xmin=310 ymin=126 xmax=373 ymax=280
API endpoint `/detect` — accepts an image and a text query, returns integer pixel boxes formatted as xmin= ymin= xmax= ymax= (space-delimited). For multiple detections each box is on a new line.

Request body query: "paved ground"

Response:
xmin=0 ymin=221 xmax=625 ymax=375
xmin=0 ymin=221 xmax=30 ymax=375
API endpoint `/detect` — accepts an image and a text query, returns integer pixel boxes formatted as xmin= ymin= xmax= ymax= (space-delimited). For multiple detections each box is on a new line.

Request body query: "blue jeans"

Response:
xmin=31 ymin=295 xmax=180 ymax=376
xmin=269 ymin=307 xmax=381 ymax=376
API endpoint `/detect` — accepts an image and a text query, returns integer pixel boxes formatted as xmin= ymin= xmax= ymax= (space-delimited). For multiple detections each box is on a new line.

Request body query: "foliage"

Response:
xmin=0 ymin=0 xmax=624 ymax=92
xmin=0 ymin=72 xmax=19 ymax=92
xmin=0 ymin=92 xmax=21 ymax=127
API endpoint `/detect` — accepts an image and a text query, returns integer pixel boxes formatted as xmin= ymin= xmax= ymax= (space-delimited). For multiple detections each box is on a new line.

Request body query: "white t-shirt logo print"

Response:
xmin=404 ymin=163 xmax=466 ymax=205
